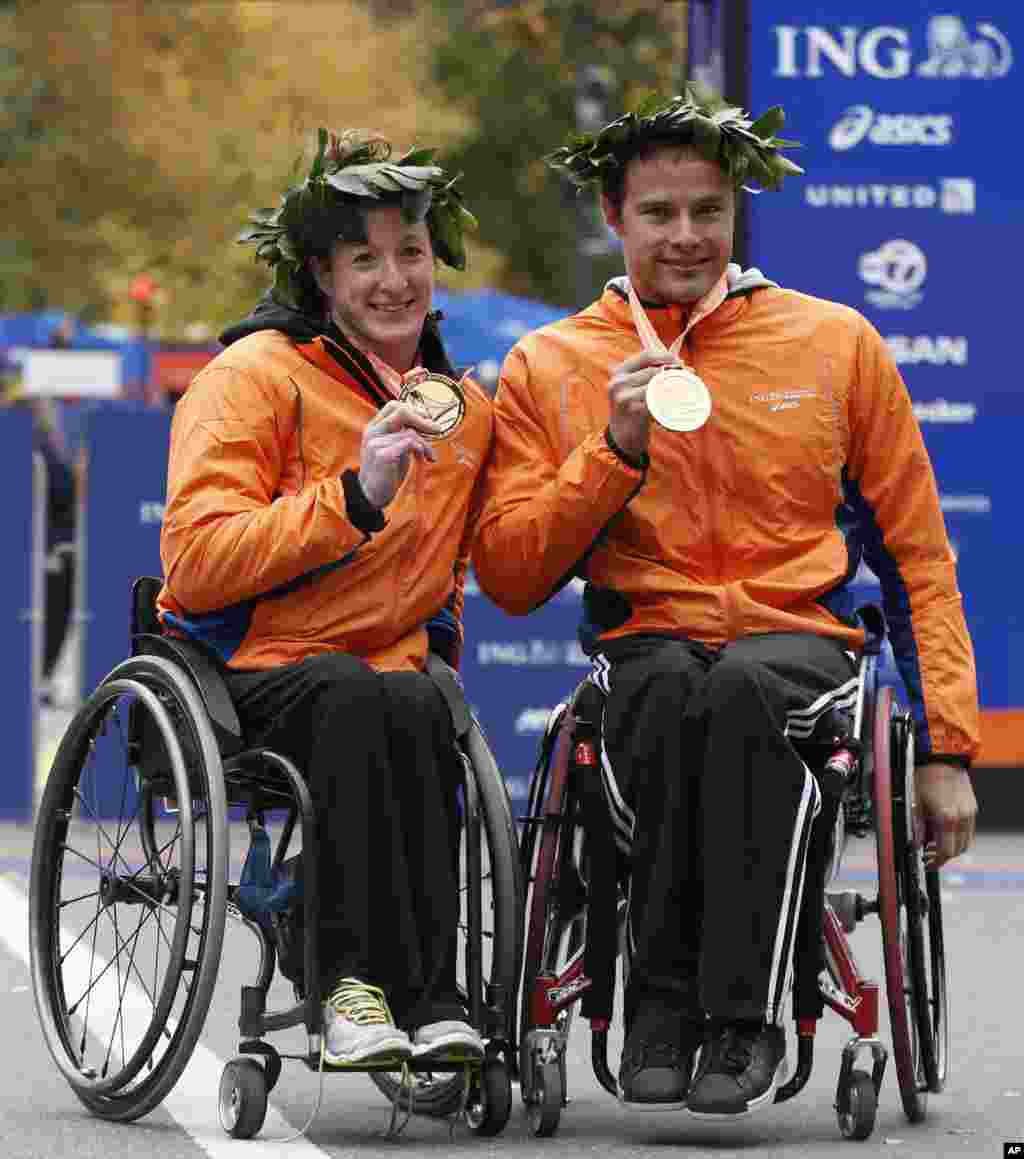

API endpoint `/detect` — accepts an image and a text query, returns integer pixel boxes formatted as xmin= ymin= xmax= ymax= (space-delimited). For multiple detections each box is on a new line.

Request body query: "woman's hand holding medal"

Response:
xmin=358 ymin=371 xmax=466 ymax=509
xmin=358 ymin=399 xmax=442 ymax=509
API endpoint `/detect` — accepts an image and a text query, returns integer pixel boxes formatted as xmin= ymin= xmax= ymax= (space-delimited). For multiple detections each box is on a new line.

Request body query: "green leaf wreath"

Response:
xmin=238 ymin=129 xmax=478 ymax=308
xmin=546 ymin=85 xmax=804 ymax=193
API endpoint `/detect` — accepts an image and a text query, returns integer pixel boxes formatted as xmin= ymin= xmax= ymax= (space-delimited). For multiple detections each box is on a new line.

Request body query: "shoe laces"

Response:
xmin=709 ymin=1026 xmax=755 ymax=1075
xmin=327 ymin=977 xmax=392 ymax=1025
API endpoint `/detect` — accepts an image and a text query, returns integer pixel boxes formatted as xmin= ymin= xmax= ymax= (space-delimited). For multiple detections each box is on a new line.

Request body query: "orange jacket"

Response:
xmin=473 ymin=269 xmax=980 ymax=764
xmin=158 ymin=328 xmax=492 ymax=673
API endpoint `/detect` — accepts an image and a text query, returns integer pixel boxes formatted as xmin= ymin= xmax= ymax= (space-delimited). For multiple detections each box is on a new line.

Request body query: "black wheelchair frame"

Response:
xmin=28 ymin=577 xmax=523 ymax=1140
xmin=516 ymin=610 xmax=948 ymax=1140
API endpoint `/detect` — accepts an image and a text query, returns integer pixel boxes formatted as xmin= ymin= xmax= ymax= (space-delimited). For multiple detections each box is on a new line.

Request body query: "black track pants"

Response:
xmin=593 ymin=632 xmax=857 ymax=1027
xmin=224 ymin=654 xmax=461 ymax=1023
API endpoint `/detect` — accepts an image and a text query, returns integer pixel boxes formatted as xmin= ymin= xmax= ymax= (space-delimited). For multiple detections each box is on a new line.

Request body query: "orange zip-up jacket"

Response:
xmin=473 ymin=269 xmax=980 ymax=764
xmin=157 ymin=326 xmax=493 ymax=673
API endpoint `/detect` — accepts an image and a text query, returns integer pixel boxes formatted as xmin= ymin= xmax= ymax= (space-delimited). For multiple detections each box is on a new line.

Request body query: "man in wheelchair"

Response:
xmin=472 ymin=87 xmax=979 ymax=1119
xmin=156 ymin=129 xmax=493 ymax=1071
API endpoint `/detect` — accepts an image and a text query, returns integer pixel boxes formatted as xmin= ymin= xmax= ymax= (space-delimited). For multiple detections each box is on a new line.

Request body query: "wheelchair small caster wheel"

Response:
xmin=528 ymin=1060 xmax=563 ymax=1137
xmin=219 ymin=1057 xmax=269 ymax=1139
xmin=466 ymin=1058 xmax=512 ymax=1136
xmin=837 ymin=1068 xmax=877 ymax=1141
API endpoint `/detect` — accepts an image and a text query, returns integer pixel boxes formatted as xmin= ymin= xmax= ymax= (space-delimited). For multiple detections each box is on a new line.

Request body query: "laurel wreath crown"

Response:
xmin=546 ymin=85 xmax=804 ymax=193
xmin=238 ymin=129 xmax=478 ymax=307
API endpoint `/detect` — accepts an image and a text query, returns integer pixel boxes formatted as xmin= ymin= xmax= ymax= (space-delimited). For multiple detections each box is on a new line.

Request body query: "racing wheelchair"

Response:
xmin=517 ymin=609 xmax=947 ymax=1141
xmin=29 ymin=577 xmax=523 ymax=1139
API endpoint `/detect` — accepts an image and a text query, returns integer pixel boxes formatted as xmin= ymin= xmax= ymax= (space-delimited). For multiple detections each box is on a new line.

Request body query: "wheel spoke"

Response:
xmin=71 ymin=786 xmax=145 ymax=882
xmin=58 ymin=889 xmax=102 ymax=910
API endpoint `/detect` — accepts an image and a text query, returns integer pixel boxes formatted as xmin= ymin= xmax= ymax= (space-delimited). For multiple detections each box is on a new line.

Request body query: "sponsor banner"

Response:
xmin=0 ymin=410 xmax=34 ymax=817
xmin=750 ymin=0 xmax=1022 ymax=722
xmin=21 ymin=349 xmax=121 ymax=398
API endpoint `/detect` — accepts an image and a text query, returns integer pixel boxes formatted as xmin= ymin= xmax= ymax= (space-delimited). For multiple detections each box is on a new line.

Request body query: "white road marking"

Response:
xmin=0 ymin=873 xmax=340 ymax=1157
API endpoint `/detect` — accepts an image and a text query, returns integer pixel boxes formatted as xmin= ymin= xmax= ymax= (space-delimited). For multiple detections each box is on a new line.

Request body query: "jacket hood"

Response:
xmin=218 ymin=293 xmax=334 ymax=347
xmin=218 ymin=292 xmax=457 ymax=377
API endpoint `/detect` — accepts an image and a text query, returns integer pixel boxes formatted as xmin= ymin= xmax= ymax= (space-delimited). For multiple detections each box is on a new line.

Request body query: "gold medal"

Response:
xmin=398 ymin=370 xmax=466 ymax=439
xmin=645 ymin=367 xmax=712 ymax=432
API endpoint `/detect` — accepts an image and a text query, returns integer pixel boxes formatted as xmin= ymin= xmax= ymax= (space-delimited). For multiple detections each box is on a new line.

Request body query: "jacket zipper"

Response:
xmin=690 ymin=339 xmax=733 ymax=642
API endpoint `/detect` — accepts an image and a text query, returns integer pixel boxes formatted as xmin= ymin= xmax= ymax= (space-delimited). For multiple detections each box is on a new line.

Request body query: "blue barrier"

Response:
xmin=82 ymin=406 xmax=170 ymax=816
xmin=461 ymin=576 xmax=588 ymax=811
xmin=0 ymin=409 xmax=35 ymax=819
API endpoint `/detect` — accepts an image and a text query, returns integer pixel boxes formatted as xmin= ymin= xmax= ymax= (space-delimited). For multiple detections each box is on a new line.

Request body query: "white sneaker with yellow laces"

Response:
xmin=323 ymin=978 xmax=412 ymax=1067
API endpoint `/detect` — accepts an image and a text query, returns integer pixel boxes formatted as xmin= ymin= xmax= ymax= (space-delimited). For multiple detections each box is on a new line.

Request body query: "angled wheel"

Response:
xmin=893 ymin=713 xmax=948 ymax=1093
xmin=873 ymin=686 xmax=931 ymax=1123
xmin=371 ymin=718 xmax=523 ymax=1117
xmin=919 ymin=869 xmax=948 ymax=1091
xmin=518 ymin=706 xmax=586 ymax=1106
xmin=29 ymin=655 xmax=229 ymax=1122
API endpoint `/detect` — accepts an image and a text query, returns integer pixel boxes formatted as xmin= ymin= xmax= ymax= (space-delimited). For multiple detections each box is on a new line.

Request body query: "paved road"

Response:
xmin=1 ymin=823 xmax=1022 ymax=1159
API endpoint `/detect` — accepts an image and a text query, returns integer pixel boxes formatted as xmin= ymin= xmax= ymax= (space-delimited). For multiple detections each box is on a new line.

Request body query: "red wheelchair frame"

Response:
xmin=516 ymin=619 xmax=947 ymax=1140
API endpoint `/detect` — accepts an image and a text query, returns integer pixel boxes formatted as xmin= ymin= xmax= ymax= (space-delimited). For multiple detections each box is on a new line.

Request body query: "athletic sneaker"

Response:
xmin=323 ymin=977 xmax=412 ymax=1067
xmin=410 ymin=1019 xmax=484 ymax=1061
xmin=617 ymin=1004 xmax=703 ymax=1111
xmin=686 ymin=1021 xmax=787 ymax=1117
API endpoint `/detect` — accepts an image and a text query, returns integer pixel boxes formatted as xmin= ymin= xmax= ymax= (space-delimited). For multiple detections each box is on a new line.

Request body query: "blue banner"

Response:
xmin=83 ymin=406 xmax=170 ymax=696
xmin=461 ymin=576 xmax=587 ymax=808
xmin=0 ymin=410 xmax=34 ymax=819
xmin=749 ymin=1 xmax=1023 ymax=715
xmin=82 ymin=406 xmax=170 ymax=816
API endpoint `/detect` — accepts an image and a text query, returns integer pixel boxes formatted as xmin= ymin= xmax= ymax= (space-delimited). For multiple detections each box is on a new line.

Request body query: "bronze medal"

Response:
xmin=645 ymin=367 xmax=712 ymax=432
xmin=398 ymin=370 xmax=466 ymax=439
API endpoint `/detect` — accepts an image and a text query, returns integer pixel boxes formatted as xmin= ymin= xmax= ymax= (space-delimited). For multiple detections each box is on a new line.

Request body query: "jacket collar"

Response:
xmin=602 ymin=262 xmax=776 ymax=347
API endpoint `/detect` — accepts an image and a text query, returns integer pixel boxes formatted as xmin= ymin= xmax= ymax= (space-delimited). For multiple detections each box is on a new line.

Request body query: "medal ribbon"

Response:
xmin=363 ymin=347 xmax=424 ymax=399
xmin=626 ymin=271 xmax=728 ymax=361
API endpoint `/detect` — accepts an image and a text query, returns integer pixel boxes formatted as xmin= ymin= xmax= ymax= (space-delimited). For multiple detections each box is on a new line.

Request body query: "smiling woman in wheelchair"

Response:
xmin=472 ymin=87 xmax=980 ymax=1123
xmin=156 ymin=129 xmax=493 ymax=1069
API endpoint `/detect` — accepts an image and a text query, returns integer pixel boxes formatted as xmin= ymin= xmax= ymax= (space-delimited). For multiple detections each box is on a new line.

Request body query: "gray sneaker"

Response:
xmin=411 ymin=1019 xmax=484 ymax=1061
xmin=323 ymin=978 xmax=412 ymax=1067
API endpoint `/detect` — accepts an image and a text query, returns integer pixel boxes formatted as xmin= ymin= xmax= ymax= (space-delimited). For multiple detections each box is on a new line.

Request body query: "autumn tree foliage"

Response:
xmin=1 ymin=1 xmax=478 ymax=335
xmin=1 ymin=0 xmax=687 ymax=333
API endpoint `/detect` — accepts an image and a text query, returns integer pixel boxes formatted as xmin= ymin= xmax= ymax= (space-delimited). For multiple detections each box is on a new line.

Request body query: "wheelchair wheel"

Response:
xmin=370 ymin=718 xmax=523 ymax=1119
xmin=836 ymin=1067 xmax=877 ymax=1141
xmin=518 ymin=707 xmax=585 ymax=1112
xmin=873 ymin=685 xmax=942 ymax=1123
xmin=466 ymin=1055 xmax=513 ymax=1136
xmin=893 ymin=713 xmax=948 ymax=1093
xmin=219 ymin=1057 xmax=269 ymax=1139
xmin=29 ymin=654 xmax=229 ymax=1122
